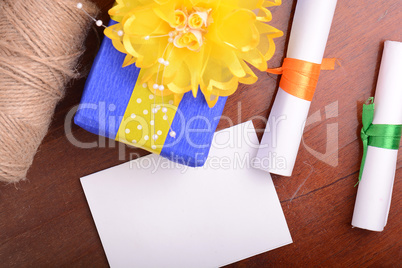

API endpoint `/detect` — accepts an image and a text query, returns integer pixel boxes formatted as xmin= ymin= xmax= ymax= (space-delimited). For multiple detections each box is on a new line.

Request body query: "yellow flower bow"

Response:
xmin=105 ymin=0 xmax=283 ymax=107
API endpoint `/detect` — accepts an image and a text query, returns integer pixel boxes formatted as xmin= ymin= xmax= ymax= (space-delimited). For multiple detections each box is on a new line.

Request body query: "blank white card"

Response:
xmin=81 ymin=121 xmax=292 ymax=267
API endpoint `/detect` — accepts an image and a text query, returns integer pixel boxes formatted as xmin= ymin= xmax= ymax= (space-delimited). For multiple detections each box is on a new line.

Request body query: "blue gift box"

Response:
xmin=74 ymin=22 xmax=227 ymax=167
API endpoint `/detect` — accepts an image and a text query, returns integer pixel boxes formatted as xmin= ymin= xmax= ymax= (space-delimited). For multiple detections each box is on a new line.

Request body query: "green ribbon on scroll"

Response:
xmin=358 ymin=97 xmax=402 ymax=185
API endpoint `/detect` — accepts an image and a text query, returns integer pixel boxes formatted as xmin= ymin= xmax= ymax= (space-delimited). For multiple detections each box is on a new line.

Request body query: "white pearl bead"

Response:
xmin=164 ymin=61 xmax=170 ymax=66
xmin=169 ymin=131 xmax=176 ymax=138
xmin=77 ymin=3 xmax=83 ymax=9
xmin=96 ymin=20 xmax=103 ymax=27
xmin=144 ymin=36 xmax=150 ymax=40
xmin=158 ymin=85 xmax=165 ymax=91
xmin=117 ymin=30 xmax=124 ymax=36
xmin=158 ymin=58 xmax=164 ymax=64
xmin=153 ymin=84 xmax=159 ymax=90
xmin=162 ymin=107 xmax=167 ymax=113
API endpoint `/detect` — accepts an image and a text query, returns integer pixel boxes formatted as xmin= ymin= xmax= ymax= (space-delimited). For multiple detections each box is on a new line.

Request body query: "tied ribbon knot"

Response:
xmin=267 ymin=58 xmax=337 ymax=101
xmin=357 ymin=97 xmax=402 ymax=184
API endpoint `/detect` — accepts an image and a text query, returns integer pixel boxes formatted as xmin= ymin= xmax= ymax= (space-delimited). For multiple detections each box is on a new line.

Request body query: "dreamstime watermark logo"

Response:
xmin=64 ymin=100 xmax=339 ymax=169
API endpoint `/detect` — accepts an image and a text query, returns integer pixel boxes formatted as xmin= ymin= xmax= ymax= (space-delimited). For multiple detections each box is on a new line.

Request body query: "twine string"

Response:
xmin=0 ymin=0 xmax=97 ymax=183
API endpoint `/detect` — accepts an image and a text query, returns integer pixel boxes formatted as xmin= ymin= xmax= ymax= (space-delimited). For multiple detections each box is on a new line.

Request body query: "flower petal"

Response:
xmin=239 ymin=48 xmax=267 ymax=71
xmin=123 ymin=8 xmax=170 ymax=36
xmin=255 ymin=21 xmax=283 ymax=60
xmin=167 ymin=62 xmax=192 ymax=94
xmin=238 ymin=60 xmax=258 ymax=84
xmin=217 ymin=9 xmax=259 ymax=52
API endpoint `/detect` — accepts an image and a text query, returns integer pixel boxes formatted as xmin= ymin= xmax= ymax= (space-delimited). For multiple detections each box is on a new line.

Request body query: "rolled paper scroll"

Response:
xmin=253 ymin=0 xmax=337 ymax=176
xmin=352 ymin=40 xmax=402 ymax=232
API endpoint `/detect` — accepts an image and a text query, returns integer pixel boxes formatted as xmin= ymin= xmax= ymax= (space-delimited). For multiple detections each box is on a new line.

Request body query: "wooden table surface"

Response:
xmin=1 ymin=0 xmax=401 ymax=267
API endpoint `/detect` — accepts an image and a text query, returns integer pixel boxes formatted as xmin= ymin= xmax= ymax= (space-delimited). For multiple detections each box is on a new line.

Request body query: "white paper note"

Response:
xmin=254 ymin=0 xmax=338 ymax=176
xmin=81 ymin=121 xmax=292 ymax=268
xmin=351 ymin=40 xmax=402 ymax=232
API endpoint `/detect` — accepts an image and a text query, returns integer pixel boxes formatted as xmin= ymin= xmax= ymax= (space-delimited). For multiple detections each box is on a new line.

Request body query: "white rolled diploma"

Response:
xmin=253 ymin=0 xmax=337 ymax=176
xmin=351 ymin=41 xmax=402 ymax=232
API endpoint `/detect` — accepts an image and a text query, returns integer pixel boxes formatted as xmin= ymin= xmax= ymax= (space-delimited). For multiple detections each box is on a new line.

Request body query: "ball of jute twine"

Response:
xmin=0 ymin=0 xmax=97 ymax=183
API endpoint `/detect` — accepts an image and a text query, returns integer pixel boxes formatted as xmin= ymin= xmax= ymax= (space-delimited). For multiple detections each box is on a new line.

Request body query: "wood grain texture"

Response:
xmin=0 ymin=0 xmax=400 ymax=267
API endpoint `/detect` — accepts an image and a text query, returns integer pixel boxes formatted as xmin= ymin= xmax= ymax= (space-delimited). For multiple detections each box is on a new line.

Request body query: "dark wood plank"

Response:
xmin=1 ymin=0 xmax=400 ymax=267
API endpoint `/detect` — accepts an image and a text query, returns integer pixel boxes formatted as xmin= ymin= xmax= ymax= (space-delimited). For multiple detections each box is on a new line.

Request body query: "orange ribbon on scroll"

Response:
xmin=267 ymin=58 xmax=337 ymax=101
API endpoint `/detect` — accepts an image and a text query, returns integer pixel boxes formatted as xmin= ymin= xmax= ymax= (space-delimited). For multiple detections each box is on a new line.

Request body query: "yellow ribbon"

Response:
xmin=116 ymin=69 xmax=180 ymax=154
